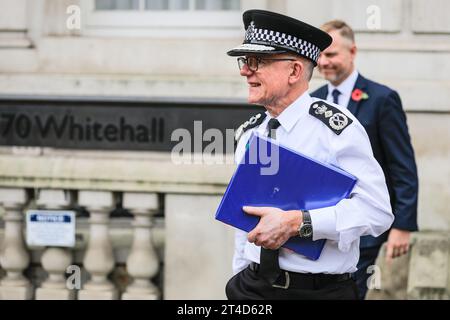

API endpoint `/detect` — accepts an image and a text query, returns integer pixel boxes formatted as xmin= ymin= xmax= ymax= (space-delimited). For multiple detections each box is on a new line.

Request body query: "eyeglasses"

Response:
xmin=237 ymin=56 xmax=296 ymax=72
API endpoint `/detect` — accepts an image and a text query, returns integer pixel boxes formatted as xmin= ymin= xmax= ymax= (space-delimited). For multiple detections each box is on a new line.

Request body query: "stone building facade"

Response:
xmin=0 ymin=0 xmax=449 ymax=299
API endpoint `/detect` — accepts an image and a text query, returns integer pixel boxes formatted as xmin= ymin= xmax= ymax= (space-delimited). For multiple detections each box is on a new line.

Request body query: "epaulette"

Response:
xmin=235 ymin=112 xmax=267 ymax=144
xmin=309 ymin=101 xmax=353 ymax=135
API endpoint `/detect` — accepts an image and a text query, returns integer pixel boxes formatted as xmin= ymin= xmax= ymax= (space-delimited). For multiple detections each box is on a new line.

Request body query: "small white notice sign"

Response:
xmin=26 ymin=210 xmax=76 ymax=247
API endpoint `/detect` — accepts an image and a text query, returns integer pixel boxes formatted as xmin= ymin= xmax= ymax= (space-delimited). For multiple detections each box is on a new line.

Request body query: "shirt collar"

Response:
xmin=261 ymin=91 xmax=312 ymax=134
xmin=327 ymin=69 xmax=359 ymax=97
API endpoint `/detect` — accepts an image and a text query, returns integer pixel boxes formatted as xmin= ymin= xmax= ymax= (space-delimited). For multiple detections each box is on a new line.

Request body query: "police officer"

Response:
xmin=225 ymin=10 xmax=394 ymax=300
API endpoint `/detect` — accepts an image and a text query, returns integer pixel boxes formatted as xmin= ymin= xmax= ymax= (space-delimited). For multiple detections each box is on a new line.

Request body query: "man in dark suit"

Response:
xmin=311 ymin=20 xmax=418 ymax=300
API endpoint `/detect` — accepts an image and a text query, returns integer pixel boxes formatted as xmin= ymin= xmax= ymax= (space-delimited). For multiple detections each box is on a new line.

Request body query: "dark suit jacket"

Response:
xmin=311 ymin=74 xmax=418 ymax=248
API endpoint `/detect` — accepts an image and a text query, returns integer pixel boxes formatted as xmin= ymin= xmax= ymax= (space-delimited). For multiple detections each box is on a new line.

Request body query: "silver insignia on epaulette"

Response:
xmin=324 ymin=110 xmax=333 ymax=118
xmin=235 ymin=124 xmax=244 ymax=142
xmin=329 ymin=113 xmax=348 ymax=130
xmin=315 ymin=105 xmax=327 ymax=115
xmin=249 ymin=116 xmax=258 ymax=125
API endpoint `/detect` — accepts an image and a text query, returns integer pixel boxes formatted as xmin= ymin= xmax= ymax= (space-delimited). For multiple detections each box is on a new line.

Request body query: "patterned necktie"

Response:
xmin=259 ymin=118 xmax=282 ymax=284
xmin=332 ymin=88 xmax=341 ymax=105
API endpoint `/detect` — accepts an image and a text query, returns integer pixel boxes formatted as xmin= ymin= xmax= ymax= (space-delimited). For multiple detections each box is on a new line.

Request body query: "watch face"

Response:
xmin=301 ymin=225 xmax=313 ymax=237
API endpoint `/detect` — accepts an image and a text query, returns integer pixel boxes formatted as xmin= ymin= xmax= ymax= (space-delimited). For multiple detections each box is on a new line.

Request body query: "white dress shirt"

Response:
xmin=232 ymin=91 xmax=393 ymax=275
xmin=326 ymin=69 xmax=359 ymax=108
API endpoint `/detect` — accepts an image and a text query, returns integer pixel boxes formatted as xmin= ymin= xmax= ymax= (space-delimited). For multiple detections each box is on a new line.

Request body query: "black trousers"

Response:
xmin=226 ymin=264 xmax=359 ymax=300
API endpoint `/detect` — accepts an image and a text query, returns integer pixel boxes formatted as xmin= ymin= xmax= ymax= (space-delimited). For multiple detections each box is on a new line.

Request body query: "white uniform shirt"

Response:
xmin=325 ymin=69 xmax=359 ymax=108
xmin=232 ymin=91 xmax=393 ymax=275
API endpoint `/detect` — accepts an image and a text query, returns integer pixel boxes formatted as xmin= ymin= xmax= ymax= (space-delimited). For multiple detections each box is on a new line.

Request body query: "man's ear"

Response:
xmin=350 ymin=43 xmax=357 ymax=59
xmin=288 ymin=61 xmax=303 ymax=84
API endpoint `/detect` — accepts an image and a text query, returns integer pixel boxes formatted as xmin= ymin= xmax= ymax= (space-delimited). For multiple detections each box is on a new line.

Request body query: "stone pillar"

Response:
xmin=122 ymin=192 xmax=160 ymax=300
xmin=164 ymin=194 xmax=235 ymax=299
xmin=78 ymin=191 xmax=118 ymax=300
xmin=34 ymin=189 xmax=75 ymax=300
xmin=407 ymin=233 xmax=450 ymax=300
xmin=0 ymin=188 xmax=32 ymax=300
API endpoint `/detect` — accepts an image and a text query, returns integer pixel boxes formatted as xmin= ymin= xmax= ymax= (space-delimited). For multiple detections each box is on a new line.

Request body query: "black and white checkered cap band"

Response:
xmin=243 ymin=22 xmax=321 ymax=62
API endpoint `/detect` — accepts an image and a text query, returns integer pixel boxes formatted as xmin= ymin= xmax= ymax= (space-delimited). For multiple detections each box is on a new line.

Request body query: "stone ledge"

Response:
xmin=0 ymin=74 xmax=449 ymax=112
xmin=0 ymin=153 xmax=234 ymax=194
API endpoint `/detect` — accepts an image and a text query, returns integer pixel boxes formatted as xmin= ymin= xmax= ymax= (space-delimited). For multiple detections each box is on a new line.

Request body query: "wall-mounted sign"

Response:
xmin=0 ymin=96 xmax=263 ymax=152
xmin=26 ymin=210 xmax=76 ymax=247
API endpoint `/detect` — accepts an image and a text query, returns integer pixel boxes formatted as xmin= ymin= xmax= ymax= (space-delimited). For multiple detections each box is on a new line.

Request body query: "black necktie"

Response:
xmin=266 ymin=118 xmax=281 ymax=139
xmin=332 ymin=88 xmax=341 ymax=105
xmin=259 ymin=118 xmax=282 ymax=284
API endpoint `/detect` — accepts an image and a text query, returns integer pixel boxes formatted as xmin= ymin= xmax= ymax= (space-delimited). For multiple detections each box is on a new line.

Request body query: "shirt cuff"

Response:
xmin=310 ymin=206 xmax=339 ymax=241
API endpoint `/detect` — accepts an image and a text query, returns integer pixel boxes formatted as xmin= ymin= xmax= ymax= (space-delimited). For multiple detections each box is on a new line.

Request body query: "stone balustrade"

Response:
xmin=0 ymin=187 xmax=163 ymax=300
xmin=2 ymin=186 xmax=450 ymax=300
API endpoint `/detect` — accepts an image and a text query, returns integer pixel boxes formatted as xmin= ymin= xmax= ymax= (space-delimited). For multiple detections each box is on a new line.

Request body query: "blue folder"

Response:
xmin=215 ymin=133 xmax=357 ymax=260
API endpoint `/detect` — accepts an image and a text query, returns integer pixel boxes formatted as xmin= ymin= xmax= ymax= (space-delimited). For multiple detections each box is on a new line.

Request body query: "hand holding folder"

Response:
xmin=215 ymin=133 xmax=357 ymax=260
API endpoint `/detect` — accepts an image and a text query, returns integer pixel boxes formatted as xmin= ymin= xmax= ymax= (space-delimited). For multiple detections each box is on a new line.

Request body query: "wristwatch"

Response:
xmin=298 ymin=210 xmax=313 ymax=238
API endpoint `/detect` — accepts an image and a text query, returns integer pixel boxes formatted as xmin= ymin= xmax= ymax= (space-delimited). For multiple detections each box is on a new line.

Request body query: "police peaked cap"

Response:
xmin=227 ymin=9 xmax=332 ymax=65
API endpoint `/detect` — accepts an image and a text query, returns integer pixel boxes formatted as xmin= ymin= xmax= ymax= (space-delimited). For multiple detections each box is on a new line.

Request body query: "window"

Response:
xmin=82 ymin=0 xmax=242 ymax=37
xmin=95 ymin=0 xmax=240 ymax=11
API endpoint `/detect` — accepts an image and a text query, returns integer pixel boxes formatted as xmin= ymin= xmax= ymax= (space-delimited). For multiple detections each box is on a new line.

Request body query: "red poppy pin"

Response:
xmin=351 ymin=88 xmax=369 ymax=102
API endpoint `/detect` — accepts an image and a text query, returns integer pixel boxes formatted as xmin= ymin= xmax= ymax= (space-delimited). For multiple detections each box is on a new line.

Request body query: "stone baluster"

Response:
xmin=0 ymin=188 xmax=32 ymax=300
xmin=122 ymin=192 xmax=160 ymax=300
xmin=78 ymin=191 xmax=118 ymax=300
xmin=34 ymin=189 xmax=75 ymax=300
